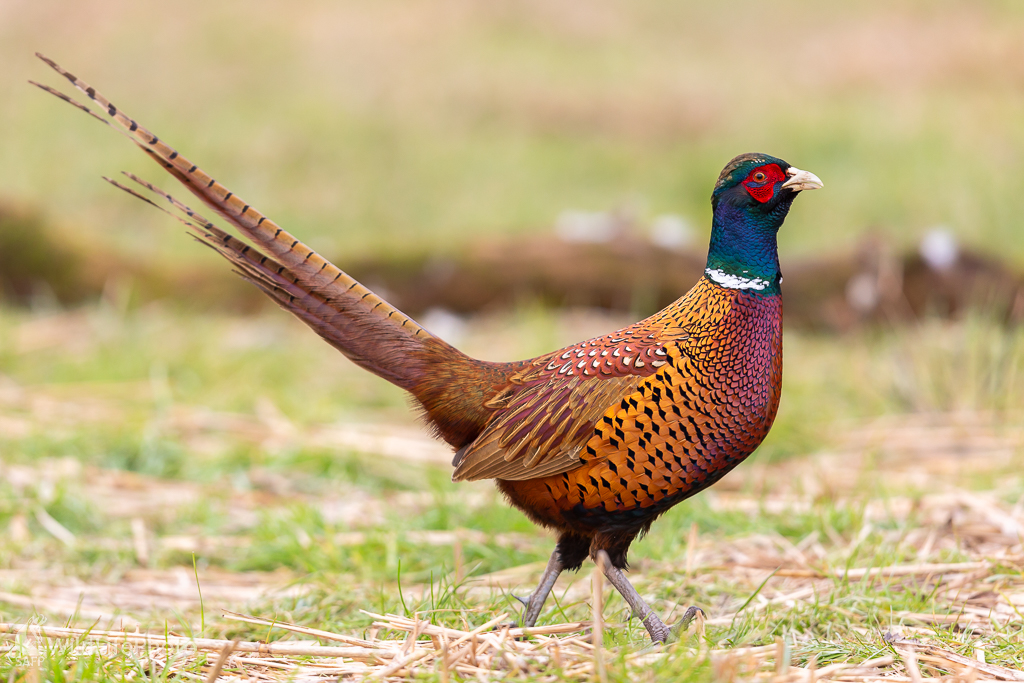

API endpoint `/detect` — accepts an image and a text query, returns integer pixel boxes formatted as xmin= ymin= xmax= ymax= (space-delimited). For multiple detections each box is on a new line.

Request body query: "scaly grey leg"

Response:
xmin=597 ymin=553 xmax=672 ymax=643
xmin=520 ymin=549 xmax=564 ymax=627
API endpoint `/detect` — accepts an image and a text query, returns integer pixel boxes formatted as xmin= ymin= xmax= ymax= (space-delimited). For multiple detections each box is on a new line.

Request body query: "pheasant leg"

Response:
xmin=600 ymin=561 xmax=672 ymax=643
xmin=520 ymin=550 xmax=564 ymax=627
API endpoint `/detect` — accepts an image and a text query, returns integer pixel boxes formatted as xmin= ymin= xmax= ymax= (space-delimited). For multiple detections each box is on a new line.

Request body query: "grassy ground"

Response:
xmin=4 ymin=307 xmax=1024 ymax=680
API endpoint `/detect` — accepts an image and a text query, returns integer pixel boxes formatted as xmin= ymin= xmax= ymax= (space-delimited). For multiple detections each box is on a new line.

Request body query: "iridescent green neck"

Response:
xmin=704 ymin=196 xmax=793 ymax=296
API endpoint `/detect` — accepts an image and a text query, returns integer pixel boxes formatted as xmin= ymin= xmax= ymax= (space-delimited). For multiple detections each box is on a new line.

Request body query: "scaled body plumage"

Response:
xmin=502 ymin=279 xmax=783 ymax=541
xmin=33 ymin=54 xmax=821 ymax=642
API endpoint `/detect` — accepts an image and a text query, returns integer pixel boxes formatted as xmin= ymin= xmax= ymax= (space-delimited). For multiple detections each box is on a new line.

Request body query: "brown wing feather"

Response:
xmin=453 ymin=320 xmax=689 ymax=481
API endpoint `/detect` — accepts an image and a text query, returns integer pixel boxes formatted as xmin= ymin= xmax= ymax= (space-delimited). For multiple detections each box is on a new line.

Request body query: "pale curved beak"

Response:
xmin=781 ymin=166 xmax=823 ymax=192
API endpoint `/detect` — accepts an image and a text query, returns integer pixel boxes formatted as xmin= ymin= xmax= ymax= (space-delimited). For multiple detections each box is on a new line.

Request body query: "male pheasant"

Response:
xmin=33 ymin=54 xmax=822 ymax=643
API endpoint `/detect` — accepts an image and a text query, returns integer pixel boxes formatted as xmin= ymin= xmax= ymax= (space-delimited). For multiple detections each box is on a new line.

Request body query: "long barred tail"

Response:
xmin=29 ymin=53 xmax=470 ymax=397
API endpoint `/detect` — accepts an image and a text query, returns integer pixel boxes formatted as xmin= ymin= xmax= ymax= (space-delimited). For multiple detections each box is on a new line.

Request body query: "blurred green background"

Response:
xmin=1 ymin=0 xmax=1024 ymax=477
xmin=1 ymin=0 xmax=1023 ymax=471
xmin=5 ymin=0 xmax=1024 ymax=267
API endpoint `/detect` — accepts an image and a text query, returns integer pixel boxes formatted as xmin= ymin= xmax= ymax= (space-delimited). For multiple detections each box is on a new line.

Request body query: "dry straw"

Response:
xmin=2 ymin=603 xmax=1021 ymax=681
xmin=6 ymin=410 xmax=1024 ymax=679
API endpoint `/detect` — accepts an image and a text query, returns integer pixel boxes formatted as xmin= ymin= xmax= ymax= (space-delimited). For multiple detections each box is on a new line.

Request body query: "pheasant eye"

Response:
xmin=753 ymin=172 xmax=766 ymax=182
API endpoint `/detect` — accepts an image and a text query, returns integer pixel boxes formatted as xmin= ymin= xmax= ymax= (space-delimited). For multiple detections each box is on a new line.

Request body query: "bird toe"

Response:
xmin=668 ymin=605 xmax=707 ymax=641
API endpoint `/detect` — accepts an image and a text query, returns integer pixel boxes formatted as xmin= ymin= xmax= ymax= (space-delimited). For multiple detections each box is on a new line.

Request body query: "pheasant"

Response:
xmin=32 ymin=54 xmax=822 ymax=643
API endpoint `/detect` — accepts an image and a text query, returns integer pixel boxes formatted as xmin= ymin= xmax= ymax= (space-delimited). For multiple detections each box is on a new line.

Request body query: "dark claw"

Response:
xmin=669 ymin=606 xmax=706 ymax=640
xmin=511 ymin=593 xmax=530 ymax=608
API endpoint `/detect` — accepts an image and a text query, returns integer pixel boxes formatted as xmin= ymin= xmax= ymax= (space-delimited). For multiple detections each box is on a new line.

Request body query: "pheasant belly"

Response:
xmin=498 ymin=286 xmax=783 ymax=563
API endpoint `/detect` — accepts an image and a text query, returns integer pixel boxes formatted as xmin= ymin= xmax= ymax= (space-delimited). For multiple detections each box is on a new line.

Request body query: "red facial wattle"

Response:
xmin=742 ymin=164 xmax=786 ymax=204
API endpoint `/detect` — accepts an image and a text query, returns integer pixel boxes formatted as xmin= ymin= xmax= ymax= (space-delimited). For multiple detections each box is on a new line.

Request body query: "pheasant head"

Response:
xmin=705 ymin=153 xmax=822 ymax=294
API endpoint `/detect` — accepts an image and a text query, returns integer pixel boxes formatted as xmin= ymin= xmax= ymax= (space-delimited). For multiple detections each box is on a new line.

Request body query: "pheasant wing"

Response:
xmin=453 ymin=321 xmax=688 ymax=481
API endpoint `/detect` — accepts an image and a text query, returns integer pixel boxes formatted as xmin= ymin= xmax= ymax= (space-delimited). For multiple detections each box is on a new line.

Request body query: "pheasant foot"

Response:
xmin=670 ymin=606 xmax=705 ymax=638
xmin=595 ymin=552 xmax=672 ymax=642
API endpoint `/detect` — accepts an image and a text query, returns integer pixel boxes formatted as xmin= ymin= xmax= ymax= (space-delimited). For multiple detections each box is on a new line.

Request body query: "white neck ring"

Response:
xmin=704 ymin=267 xmax=771 ymax=291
